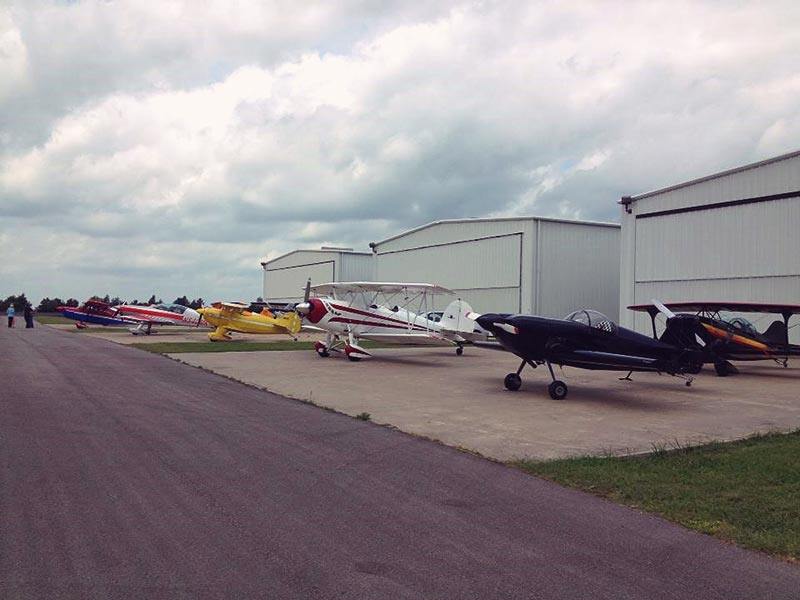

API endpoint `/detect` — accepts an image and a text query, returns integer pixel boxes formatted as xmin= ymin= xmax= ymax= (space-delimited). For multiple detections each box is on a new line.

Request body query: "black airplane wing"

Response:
xmin=569 ymin=350 xmax=660 ymax=369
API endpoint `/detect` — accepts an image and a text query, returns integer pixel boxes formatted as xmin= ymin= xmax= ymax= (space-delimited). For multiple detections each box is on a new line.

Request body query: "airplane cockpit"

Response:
xmin=565 ymin=309 xmax=617 ymax=334
xmin=724 ymin=316 xmax=760 ymax=337
xmin=153 ymin=303 xmax=189 ymax=314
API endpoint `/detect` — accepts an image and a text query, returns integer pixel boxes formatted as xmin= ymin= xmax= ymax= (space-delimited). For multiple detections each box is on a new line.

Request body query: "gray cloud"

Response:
xmin=1 ymin=0 xmax=799 ymax=302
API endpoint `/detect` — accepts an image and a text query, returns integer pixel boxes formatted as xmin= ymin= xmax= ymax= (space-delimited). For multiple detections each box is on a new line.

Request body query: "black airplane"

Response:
xmin=629 ymin=301 xmax=800 ymax=376
xmin=473 ymin=303 xmax=706 ymax=399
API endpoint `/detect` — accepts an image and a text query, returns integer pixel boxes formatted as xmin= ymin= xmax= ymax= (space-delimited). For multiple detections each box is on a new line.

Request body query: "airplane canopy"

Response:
xmin=152 ymin=303 xmax=189 ymax=314
xmin=565 ymin=309 xmax=617 ymax=334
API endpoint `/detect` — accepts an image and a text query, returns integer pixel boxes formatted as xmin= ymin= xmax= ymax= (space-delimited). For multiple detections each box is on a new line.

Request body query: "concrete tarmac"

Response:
xmin=2 ymin=325 xmax=798 ymax=599
xmin=174 ymin=345 xmax=800 ymax=460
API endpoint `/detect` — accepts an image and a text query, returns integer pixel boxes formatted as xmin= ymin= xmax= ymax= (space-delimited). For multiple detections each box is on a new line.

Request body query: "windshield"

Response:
xmin=565 ymin=309 xmax=617 ymax=334
xmin=154 ymin=303 xmax=188 ymax=314
xmin=725 ymin=316 xmax=759 ymax=337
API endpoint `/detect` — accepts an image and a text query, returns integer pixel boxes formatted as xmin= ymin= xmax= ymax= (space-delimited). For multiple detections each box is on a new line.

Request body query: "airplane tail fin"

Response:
xmin=440 ymin=299 xmax=476 ymax=334
xmin=762 ymin=320 xmax=788 ymax=345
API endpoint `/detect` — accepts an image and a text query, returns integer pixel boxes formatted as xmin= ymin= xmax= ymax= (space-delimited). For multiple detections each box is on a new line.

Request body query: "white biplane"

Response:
xmin=294 ymin=281 xmax=485 ymax=361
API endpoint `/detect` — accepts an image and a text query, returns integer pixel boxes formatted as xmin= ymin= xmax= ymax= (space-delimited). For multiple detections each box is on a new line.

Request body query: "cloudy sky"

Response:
xmin=1 ymin=1 xmax=798 ymax=304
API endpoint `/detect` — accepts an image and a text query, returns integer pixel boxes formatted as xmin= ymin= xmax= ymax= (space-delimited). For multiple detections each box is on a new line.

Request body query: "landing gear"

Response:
xmin=456 ymin=345 xmax=464 ymax=356
xmin=619 ymin=370 xmax=633 ymax=381
xmin=545 ymin=361 xmax=567 ymax=400
xmin=504 ymin=373 xmax=521 ymax=391
xmin=503 ymin=359 xmax=567 ymax=399
xmin=314 ymin=341 xmax=330 ymax=358
xmin=714 ymin=360 xmax=738 ymax=377
xmin=504 ymin=359 xmax=529 ymax=391
xmin=548 ymin=380 xmax=568 ymax=400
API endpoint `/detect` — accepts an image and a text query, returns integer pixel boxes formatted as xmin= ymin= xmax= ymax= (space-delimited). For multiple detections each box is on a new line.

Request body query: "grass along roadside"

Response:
xmin=35 ymin=315 xmax=73 ymax=325
xmin=131 ymin=340 xmax=386 ymax=354
xmin=513 ymin=431 xmax=800 ymax=560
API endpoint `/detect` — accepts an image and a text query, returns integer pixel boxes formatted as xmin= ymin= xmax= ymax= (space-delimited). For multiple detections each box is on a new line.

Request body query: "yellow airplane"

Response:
xmin=196 ymin=302 xmax=302 ymax=341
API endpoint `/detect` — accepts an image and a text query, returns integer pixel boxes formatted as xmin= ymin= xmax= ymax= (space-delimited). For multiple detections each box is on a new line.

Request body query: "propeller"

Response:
xmin=295 ymin=278 xmax=313 ymax=316
xmin=652 ymin=299 xmax=676 ymax=320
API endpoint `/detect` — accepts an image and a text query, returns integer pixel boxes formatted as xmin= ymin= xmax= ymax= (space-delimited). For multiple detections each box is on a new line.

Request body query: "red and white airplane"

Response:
xmin=59 ymin=300 xmax=207 ymax=335
xmin=294 ymin=281 xmax=485 ymax=360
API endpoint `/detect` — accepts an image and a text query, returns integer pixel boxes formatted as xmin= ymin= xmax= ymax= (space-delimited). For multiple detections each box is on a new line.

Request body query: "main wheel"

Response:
xmin=714 ymin=361 xmax=738 ymax=376
xmin=317 ymin=347 xmax=330 ymax=357
xmin=504 ymin=373 xmax=522 ymax=391
xmin=456 ymin=346 xmax=464 ymax=356
xmin=548 ymin=380 xmax=568 ymax=400
xmin=347 ymin=354 xmax=361 ymax=362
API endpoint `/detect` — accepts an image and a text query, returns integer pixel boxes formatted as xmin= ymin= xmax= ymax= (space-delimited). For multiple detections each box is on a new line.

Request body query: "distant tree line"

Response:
xmin=2 ymin=293 xmax=206 ymax=313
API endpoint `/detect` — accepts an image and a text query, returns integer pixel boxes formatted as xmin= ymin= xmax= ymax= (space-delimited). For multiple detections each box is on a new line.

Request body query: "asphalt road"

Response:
xmin=1 ymin=325 xmax=798 ymax=599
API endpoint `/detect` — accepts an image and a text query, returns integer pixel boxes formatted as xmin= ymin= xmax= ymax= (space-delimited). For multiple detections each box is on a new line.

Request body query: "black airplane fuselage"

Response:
xmin=478 ymin=313 xmax=703 ymax=374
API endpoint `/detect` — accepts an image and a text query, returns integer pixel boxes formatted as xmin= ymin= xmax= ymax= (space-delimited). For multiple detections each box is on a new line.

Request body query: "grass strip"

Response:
xmin=513 ymin=431 xmax=800 ymax=560
xmin=35 ymin=315 xmax=73 ymax=325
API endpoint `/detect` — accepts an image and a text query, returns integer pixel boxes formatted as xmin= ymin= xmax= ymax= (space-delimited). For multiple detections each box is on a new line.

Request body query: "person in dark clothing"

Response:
xmin=24 ymin=305 xmax=34 ymax=328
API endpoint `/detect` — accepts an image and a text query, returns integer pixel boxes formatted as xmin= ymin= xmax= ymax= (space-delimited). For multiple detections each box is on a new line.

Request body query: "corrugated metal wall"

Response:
xmin=620 ymin=151 xmax=800 ymax=342
xmin=537 ymin=221 xmax=620 ymax=319
xmin=263 ymin=251 xmax=372 ymax=303
xmin=339 ymin=254 xmax=375 ymax=282
xmin=373 ymin=218 xmax=619 ymax=315
xmin=376 ymin=232 xmax=523 ymax=312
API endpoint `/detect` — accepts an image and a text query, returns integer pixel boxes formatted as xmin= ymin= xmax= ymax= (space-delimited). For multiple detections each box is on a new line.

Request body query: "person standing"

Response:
xmin=7 ymin=304 xmax=15 ymax=328
xmin=24 ymin=304 xmax=34 ymax=328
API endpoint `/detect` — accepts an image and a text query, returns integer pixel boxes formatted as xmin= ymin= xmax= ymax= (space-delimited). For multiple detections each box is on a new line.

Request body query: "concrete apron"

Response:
xmin=168 ymin=345 xmax=800 ymax=461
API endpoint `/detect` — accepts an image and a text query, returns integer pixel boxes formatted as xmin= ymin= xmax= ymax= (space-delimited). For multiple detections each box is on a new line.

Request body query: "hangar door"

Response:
xmin=633 ymin=196 xmax=800 ymax=301
xmin=265 ymin=260 xmax=335 ymax=302
xmin=376 ymin=233 xmax=522 ymax=312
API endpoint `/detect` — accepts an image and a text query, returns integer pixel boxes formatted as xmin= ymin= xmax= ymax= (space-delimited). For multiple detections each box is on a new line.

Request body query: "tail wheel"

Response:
xmin=456 ymin=346 xmax=464 ymax=356
xmin=548 ymin=380 xmax=568 ymax=400
xmin=504 ymin=373 xmax=522 ymax=391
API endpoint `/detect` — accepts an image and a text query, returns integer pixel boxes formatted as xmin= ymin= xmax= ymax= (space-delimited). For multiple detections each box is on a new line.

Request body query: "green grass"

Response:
xmin=514 ymin=431 xmax=800 ymax=560
xmin=131 ymin=340 xmax=385 ymax=354
xmin=35 ymin=315 xmax=73 ymax=324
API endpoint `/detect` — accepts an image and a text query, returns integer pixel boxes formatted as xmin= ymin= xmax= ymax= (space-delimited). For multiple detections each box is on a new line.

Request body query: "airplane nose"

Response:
xmin=295 ymin=302 xmax=311 ymax=316
xmin=183 ymin=308 xmax=204 ymax=326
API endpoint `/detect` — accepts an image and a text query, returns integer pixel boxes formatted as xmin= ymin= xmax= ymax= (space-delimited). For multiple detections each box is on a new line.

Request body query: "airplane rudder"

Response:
xmin=441 ymin=299 xmax=475 ymax=333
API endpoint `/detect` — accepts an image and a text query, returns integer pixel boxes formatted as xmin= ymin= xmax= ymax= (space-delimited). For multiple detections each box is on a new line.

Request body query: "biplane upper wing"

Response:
xmin=628 ymin=301 xmax=800 ymax=315
xmin=218 ymin=302 xmax=249 ymax=315
xmin=310 ymin=282 xmax=455 ymax=296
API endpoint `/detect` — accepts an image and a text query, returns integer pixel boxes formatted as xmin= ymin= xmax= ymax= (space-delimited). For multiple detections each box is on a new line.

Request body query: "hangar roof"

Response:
xmin=623 ymin=148 xmax=800 ymax=204
xmin=371 ymin=215 xmax=619 ymax=248
xmin=264 ymin=248 xmax=370 ymax=267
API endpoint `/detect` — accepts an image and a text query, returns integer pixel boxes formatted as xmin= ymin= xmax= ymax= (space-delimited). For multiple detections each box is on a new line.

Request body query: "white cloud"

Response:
xmin=1 ymin=0 xmax=799 ymax=302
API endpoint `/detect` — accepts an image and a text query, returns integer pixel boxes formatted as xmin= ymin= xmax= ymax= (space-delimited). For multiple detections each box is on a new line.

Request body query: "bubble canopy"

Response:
xmin=565 ymin=309 xmax=617 ymax=333
xmin=153 ymin=303 xmax=189 ymax=314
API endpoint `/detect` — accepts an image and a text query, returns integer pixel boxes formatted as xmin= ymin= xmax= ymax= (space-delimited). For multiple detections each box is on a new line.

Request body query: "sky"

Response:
xmin=1 ymin=1 xmax=799 ymax=304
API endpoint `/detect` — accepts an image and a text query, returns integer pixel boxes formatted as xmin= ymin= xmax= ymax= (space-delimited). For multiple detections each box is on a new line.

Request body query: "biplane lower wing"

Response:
xmin=357 ymin=332 xmax=453 ymax=346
